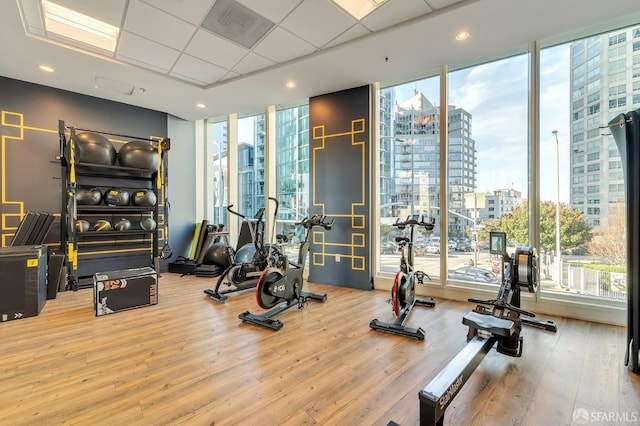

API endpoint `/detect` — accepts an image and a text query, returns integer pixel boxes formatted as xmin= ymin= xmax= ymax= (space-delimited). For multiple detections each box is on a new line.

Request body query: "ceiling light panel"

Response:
xmin=331 ymin=0 xmax=387 ymax=20
xmin=42 ymin=0 xmax=120 ymax=52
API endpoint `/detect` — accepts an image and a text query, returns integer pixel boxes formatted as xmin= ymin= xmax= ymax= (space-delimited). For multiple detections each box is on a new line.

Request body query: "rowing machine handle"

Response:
xmin=467 ymin=298 xmax=536 ymax=318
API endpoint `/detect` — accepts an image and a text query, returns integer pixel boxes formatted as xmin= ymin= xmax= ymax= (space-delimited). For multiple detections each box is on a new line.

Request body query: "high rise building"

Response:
xmin=384 ymin=90 xmax=476 ymax=238
xmin=569 ymin=27 xmax=640 ymax=227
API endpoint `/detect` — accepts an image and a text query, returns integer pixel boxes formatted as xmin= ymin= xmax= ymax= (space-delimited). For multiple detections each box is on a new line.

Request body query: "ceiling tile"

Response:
xmin=138 ymin=0 xmax=216 ymax=25
xmin=117 ymin=31 xmax=181 ymax=72
xmin=231 ymin=52 xmax=276 ymax=74
xmin=236 ymin=0 xmax=303 ymax=23
xmin=170 ymin=54 xmax=227 ymax=85
xmin=279 ymin=0 xmax=355 ymax=48
xmin=124 ymin=0 xmax=196 ymax=51
xmin=253 ymin=27 xmax=316 ymax=63
xmin=427 ymin=0 xmax=465 ymax=9
xmin=51 ymin=0 xmax=127 ymax=26
xmin=324 ymin=23 xmax=371 ymax=48
xmin=219 ymin=70 xmax=240 ymax=81
xmin=185 ymin=29 xmax=248 ymax=70
xmin=362 ymin=0 xmax=433 ymax=31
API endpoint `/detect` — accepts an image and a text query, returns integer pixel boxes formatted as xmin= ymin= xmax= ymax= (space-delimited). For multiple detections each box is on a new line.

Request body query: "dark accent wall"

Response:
xmin=308 ymin=85 xmax=372 ymax=290
xmin=0 ymin=76 xmax=168 ymax=256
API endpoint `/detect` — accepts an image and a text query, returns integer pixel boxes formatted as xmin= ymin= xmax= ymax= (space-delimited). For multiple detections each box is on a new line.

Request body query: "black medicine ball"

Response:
xmin=132 ymin=190 xmax=157 ymax=207
xmin=114 ymin=218 xmax=132 ymax=231
xmin=74 ymin=132 xmax=117 ymax=165
xmin=104 ymin=188 xmax=130 ymax=206
xmin=94 ymin=219 xmax=112 ymax=232
xmin=76 ymin=219 xmax=90 ymax=233
xmin=205 ymin=243 xmax=231 ymax=268
xmin=140 ymin=217 xmax=157 ymax=231
xmin=118 ymin=140 xmax=159 ymax=170
xmin=76 ymin=187 xmax=102 ymax=205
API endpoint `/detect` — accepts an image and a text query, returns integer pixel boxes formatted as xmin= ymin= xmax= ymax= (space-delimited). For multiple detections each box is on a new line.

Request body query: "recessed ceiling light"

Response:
xmin=331 ymin=0 xmax=388 ymax=20
xmin=455 ymin=31 xmax=469 ymax=41
xmin=285 ymin=80 xmax=296 ymax=89
xmin=39 ymin=64 xmax=54 ymax=72
xmin=42 ymin=0 xmax=120 ymax=53
xmin=196 ymin=103 xmax=206 ymax=109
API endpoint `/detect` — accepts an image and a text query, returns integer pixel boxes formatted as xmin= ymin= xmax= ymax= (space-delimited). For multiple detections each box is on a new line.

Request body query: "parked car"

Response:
xmin=447 ymin=266 xmax=498 ymax=283
xmin=448 ymin=239 xmax=457 ymax=250
xmin=413 ymin=241 xmax=428 ymax=256
xmin=425 ymin=242 xmax=440 ymax=254
xmin=380 ymin=241 xmax=397 ymax=254
xmin=455 ymin=241 xmax=472 ymax=252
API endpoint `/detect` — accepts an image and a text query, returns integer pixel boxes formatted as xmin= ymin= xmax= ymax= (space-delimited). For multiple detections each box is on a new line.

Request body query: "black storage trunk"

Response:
xmin=93 ymin=267 xmax=158 ymax=316
xmin=0 ymin=245 xmax=47 ymax=322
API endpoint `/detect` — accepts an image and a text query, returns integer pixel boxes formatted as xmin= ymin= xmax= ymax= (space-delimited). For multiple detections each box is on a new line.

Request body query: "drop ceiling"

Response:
xmin=1 ymin=0 xmax=639 ymax=121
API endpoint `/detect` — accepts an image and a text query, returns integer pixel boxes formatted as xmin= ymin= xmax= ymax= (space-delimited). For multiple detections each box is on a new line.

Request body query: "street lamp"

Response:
xmin=552 ymin=130 xmax=562 ymax=287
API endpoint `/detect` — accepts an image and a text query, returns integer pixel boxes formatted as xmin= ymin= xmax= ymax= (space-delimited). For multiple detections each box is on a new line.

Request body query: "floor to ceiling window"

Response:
xmin=237 ymin=113 xmax=266 ymax=219
xmin=537 ymin=24 xmax=637 ymax=301
xmin=378 ymin=76 xmax=441 ymax=280
xmin=211 ymin=119 xmax=227 ymax=227
xmin=446 ymin=54 xmax=530 ymax=286
xmin=275 ymin=104 xmax=310 ymax=259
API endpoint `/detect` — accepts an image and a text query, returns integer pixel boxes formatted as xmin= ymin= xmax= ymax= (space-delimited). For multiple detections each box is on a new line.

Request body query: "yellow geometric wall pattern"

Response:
xmin=0 ymin=110 xmax=167 ymax=252
xmin=312 ymin=118 xmax=367 ymax=271
xmin=308 ymin=85 xmax=371 ymax=289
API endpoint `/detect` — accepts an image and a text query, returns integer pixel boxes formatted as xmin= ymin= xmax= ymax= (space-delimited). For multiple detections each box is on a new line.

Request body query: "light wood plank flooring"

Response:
xmin=0 ymin=273 xmax=638 ymax=425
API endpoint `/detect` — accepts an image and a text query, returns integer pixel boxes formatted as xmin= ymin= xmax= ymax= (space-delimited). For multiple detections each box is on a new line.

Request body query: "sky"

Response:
xmin=223 ymin=44 xmax=574 ymax=205
xmin=393 ymin=45 xmax=572 ymax=204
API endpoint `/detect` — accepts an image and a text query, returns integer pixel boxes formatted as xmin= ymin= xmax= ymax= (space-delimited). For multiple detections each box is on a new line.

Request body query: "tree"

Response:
xmin=587 ymin=202 xmax=626 ymax=266
xmin=478 ymin=201 xmax=591 ymax=252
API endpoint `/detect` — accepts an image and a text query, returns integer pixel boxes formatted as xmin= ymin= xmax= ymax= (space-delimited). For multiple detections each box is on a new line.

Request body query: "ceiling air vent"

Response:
xmin=201 ymin=0 xmax=274 ymax=49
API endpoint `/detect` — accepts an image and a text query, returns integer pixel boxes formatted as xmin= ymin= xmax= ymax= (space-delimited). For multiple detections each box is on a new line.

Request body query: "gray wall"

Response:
xmin=166 ymin=115 xmax=196 ymax=261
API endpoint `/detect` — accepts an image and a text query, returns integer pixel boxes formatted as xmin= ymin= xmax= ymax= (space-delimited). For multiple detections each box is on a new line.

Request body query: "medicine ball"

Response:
xmin=131 ymin=190 xmax=157 ymax=207
xmin=76 ymin=187 xmax=102 ymax=205
xmin=204 ymin=243 xmax=231 ymax=268
xmin=74 ymin=132 xmax=117 ymax=165
xmin=94 ymin=219 xmax=112 ymax=232
xmin=118 ymin=140 xmax=159 ymax=170
xmin=114 ymin=218 xmax=131 ymax=231
xmin=140 ymin=217 xmax=156 ymax=231
xmin=103 ymin=188 xmax=130 ymax=206
xmin=234 ymin=243 xmax=256 ymax=265
xmin=76 ymin=219 xmax=90 ymax=233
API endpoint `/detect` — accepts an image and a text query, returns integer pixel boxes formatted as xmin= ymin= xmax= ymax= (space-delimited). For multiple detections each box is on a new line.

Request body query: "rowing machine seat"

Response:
xmin=463 ymin=311 xmax=514 ymax=337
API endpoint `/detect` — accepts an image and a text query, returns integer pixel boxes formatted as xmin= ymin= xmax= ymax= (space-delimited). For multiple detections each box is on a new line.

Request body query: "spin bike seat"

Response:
xmin=462 ymin=311 xmax=514 ymax=337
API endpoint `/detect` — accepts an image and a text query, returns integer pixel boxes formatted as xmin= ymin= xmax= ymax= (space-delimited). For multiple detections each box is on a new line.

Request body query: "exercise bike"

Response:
xmin=238 ymin=214 xmax=334 ymax=331
xmin=418 ymin=231 xmax=557 ymax=426
xmin=204 ymin=197 xmax=285 ymax=303
xmin=369 ymin=214 xmax=436 ymax=340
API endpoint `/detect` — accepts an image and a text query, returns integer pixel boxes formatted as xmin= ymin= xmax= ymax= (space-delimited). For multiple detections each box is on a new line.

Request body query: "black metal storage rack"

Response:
xmin=58 ymin=120 xmax=169 ymax=290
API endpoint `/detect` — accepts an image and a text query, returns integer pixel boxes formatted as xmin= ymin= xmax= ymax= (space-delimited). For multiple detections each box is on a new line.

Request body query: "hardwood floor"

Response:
xmin=0 ymin=273 xmax=638 ymax=425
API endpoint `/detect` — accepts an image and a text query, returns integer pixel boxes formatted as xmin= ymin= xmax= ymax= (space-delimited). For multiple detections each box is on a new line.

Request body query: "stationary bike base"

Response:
xmin=239 ymin=292 xmax=327 ymax=331
xmin=369 ymin=318 xmax=426 ymax=340
xmin=522 ymin=317 xmax=558 ymax=332
xmin=415 ymin=297 xmax=436 ymax=308
xmin=238 ymin=310 xmax=285 ymax=331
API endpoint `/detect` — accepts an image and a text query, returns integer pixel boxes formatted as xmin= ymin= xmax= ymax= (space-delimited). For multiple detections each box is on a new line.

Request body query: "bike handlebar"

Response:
xmin=296 ymin=214 xmax=334 ymax=230
xmin=393 ymin=214 xmax=435 ymax=230
xmin=226 ymin=204 xmax=246 ymax=219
